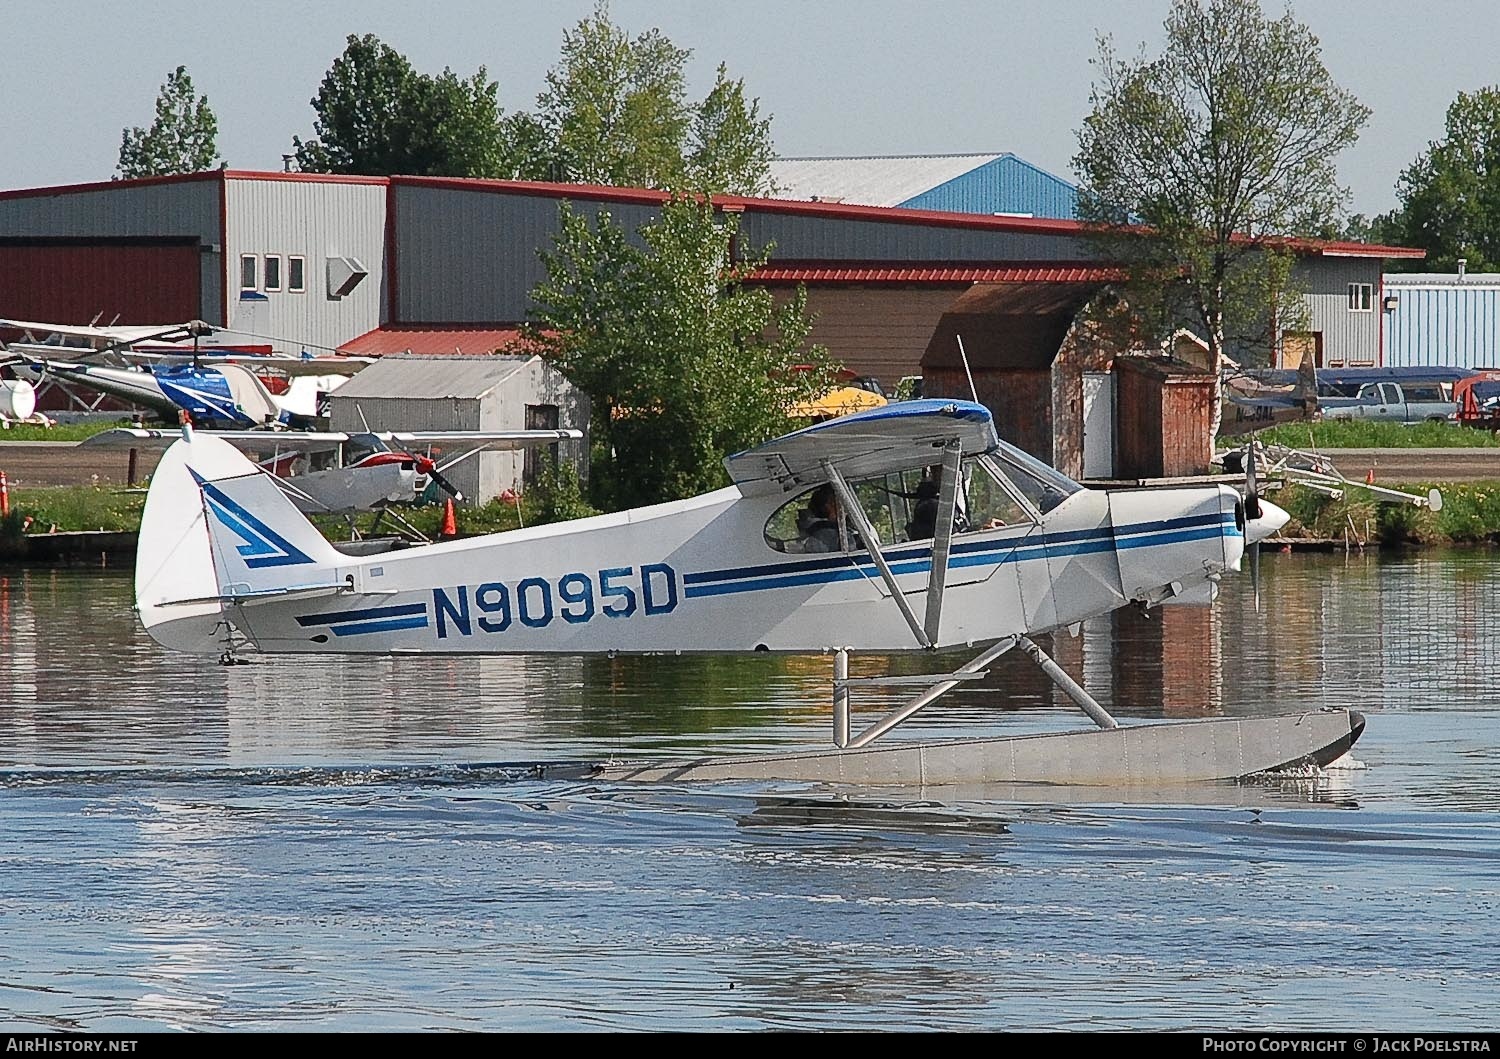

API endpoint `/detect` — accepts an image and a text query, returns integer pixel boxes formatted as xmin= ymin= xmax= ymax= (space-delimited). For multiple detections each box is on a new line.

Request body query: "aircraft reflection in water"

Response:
xmin=129 ymin=399 xmax=1365 ymax=787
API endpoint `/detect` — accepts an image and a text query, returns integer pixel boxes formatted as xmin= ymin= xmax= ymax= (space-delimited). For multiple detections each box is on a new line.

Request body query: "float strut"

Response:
xmin=1016 ymin=634 xmax=1117 ymax=730
xmin=832 ymin=648 xmax=850 ymax=748
xmin=845 ymin=636 xmax=1017 ymax=749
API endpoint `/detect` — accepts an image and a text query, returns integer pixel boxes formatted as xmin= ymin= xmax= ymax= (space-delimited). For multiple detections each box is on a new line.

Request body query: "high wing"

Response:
xmin=122 ymin=349 xmax=374 ymax=376
xmin=85 ymin=428 xmax=581 ymax=451
xmin=726 ymin=398 xmax=997 ymax=497
xmin=0 ymin=318 xmax=210 ymax=348
xmin=85 ymin=428 xmax=351 ymax=452
xmin=383 ymin=429 xmax=583 ymax=451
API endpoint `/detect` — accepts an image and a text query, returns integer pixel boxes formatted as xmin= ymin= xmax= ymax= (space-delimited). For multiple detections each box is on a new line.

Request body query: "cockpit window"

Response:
xmin=763 ymin=455 xmax=1047 ymax=553
xmin=988 ymin=443 xmax=1081 ymax=514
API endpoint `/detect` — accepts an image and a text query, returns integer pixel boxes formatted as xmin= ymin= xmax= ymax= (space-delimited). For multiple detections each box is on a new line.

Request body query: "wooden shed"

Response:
xmin=1113 ymin=355 xmax=1215 ymax=478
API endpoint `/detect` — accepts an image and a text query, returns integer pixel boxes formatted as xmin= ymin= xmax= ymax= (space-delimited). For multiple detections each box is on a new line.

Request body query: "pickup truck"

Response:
xmin=1319 ymin=381 xmax=1457 ymax=424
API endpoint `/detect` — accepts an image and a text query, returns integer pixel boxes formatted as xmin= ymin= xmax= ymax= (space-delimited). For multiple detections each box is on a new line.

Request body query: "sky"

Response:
xmin=4 ymin=0 xmax=1499 ymax=218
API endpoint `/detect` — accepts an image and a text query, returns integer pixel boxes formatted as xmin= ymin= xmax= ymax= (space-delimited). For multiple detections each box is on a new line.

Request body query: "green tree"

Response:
xmin=531 ymin=1 xmax=692 ymax=188
xmin=294 ymin=34 xmax=511 ymax=177
xmin=687 ymin=65 xmax=778 ymax=196
xmin=1387 ymin=87 xmax=1500 ymax=272
xmin=1073 ymin=0 xmax=1368 ymax=436
xmin=116 ymin=65 xmax=220 ymax=178
xmin=525 ymin=194 xmax=837 ymax=509
xmin=522 ymin=2 xmax=777 ymax=195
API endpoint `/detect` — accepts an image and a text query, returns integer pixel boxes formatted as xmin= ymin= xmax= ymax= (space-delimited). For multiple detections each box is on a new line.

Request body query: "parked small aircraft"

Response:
xmin=86 ymin=426 xmax=581 ymax=517
xmin=1 ymin=318 xmax=367 ymax=427
xmin=132 ymin=399 xmax=1364 ymax=787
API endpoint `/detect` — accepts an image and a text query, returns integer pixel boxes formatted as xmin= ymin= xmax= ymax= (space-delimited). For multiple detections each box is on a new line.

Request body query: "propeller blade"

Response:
xmin=1250 ymin=536 xmax=1261 ymax=613
xmin=426 ymin=465 xmax=465 ymax=503
xmin=1244 ymin=437 xmax=1262 ymax=521
xmin=1245 ymin=434 xmax=1262 ymax=611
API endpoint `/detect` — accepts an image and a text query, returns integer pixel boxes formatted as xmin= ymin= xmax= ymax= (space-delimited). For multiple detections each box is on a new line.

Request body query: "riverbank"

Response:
xmin=5 ymin=478 xmax=1500 ymax=564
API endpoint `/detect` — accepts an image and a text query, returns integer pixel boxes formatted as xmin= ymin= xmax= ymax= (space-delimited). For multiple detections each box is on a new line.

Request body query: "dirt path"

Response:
xmin=0 ymin=442 xmax=163 ymax=488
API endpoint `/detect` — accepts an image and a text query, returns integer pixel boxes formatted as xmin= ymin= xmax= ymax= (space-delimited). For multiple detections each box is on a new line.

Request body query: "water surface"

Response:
xmin=1 ymin=557 xmax=1497 ymax=1031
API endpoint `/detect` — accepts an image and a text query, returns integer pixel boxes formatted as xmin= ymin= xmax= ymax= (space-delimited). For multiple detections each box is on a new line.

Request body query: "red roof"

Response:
xmin=1301 ymin=240 xmax=1426 ymax=260
xmin=0 ymin=169 xmax=389 ymax=200
xmin=0 ymin=170 xmax=1427 ymax=262
xmin=339 ymin=325 xmax=535 ymax=357
xmin=750 ymin=263 xmax=1125 ymax=284
xmin=390 ymin=174 xmax=1093 ymax=237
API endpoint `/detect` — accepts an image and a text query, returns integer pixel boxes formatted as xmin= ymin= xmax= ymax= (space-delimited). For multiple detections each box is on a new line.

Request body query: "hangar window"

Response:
xmin=1347 ymin=283 xmax=1373 ymax=312
xmin=288 ymin=256 xmax=306 ymax=293
xmin=239 ymin=254 xmax=257 ymax=291
xmin=264 ymin=255 xmax=282 ymax=292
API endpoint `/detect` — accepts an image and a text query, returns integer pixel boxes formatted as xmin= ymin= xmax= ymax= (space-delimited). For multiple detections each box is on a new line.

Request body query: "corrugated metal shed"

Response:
xmin=769 ymin=153 xmax=1080 ymax=219
xmin=1382 ymin=273 xmax=1500 ymax=368
xmin=332 ymin=354 xmax=534 ymax=401
xmin=328 ymin=354 xmax=589 ymax=504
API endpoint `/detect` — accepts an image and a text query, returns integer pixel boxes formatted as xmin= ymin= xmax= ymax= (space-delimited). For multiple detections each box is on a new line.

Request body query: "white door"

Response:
xmin=1082 ymin=372 xmax=1116 ymax=479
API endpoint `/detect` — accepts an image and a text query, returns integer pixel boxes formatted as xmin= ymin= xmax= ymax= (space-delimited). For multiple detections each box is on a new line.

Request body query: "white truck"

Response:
xmin=1319 ymin=380 xmax=1457 ymax=424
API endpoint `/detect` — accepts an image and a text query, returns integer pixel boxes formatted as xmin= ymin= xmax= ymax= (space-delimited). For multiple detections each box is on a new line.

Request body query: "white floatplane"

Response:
xmin=133 ymin=399 xmax=1364 ymax=786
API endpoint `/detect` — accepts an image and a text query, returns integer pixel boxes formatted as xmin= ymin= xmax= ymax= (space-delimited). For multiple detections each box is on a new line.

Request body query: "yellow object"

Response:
xmin=788 ymin=386 xmax=888 ymax=420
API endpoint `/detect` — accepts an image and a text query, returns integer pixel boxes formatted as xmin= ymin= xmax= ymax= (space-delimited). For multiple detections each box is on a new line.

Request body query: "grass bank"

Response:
xmin=0 ymin=419 xmax=141 ymax=442
xmin=3 ymin=484 xmax=560 ymax=548
xmin=1274 ymin=480 xmax=1500 ymax=546
xmin=1228 ymin=419 xmax=1500 ymax=449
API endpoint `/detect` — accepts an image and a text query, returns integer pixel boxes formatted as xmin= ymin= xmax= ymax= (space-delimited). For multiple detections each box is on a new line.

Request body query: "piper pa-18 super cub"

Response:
xmin=134 ymin=399 xmax=1363 ymax=787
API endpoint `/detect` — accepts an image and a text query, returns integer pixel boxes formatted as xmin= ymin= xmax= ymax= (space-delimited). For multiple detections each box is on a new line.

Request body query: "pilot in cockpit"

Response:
xmin=795 ymin=484 xmax=842 ymax=552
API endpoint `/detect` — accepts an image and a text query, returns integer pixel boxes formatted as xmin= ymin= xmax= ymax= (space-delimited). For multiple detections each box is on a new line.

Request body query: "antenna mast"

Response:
xmin=956 ymin=335 xmax=979 ymax=404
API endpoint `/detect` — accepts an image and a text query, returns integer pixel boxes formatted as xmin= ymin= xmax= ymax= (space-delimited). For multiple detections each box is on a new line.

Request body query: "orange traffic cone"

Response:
xmin=1366 ymin=467 xmax=1375 ymax=484
xmin=439 ymin=498 xmax=458 ymax=538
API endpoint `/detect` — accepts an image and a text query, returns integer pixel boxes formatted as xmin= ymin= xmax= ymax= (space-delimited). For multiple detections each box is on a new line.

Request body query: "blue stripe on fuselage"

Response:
xmin=295 ymin=603 xmax=428 ymax=628
xmin=681 ymin=514 xmax=1235 ymax=599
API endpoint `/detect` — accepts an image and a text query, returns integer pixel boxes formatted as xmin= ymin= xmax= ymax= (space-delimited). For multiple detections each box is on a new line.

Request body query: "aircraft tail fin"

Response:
xmin=135 ymin=430 xmax=344 ymax=653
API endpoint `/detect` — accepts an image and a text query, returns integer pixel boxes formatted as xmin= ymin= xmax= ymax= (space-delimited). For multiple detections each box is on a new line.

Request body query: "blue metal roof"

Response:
xmin=897 ymin=155 xmax=1079 ymax=219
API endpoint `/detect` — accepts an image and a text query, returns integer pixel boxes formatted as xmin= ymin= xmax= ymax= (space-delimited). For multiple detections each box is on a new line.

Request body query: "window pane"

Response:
xmin=288 ymin=256 xmax=305 ymax=292
xmin=264 ymin=255 xmax=281 ymax=291
xmin=991 ymin=443 xmax=1081 ymax=513
xmin=959 ymin=459 xmax=1029 ymax=531
xmin=240 ymin=255 xmax=257 ymax=290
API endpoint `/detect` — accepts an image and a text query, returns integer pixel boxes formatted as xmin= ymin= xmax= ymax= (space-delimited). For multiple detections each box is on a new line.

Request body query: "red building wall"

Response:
xmin=0 ymin=242 xmax=200 ymax=325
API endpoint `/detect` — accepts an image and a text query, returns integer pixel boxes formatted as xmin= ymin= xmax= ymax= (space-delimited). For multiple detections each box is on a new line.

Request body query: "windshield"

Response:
xmin=763 ymin=455 xmax=1043 ymax=554
xmin=988 ymin=441 xmax=1081 ymax=514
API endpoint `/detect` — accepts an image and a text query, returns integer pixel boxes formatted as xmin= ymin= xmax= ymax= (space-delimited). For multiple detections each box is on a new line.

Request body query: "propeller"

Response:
xmin=415 ymin=455 xmax=465 ymax=503
xmin=1244 ymin=436 xmax=1262 ymax=612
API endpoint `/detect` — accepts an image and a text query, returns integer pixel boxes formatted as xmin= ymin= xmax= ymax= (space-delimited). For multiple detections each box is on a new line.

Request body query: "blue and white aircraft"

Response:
xmin=134 ymin=399 xmax=1364 ymax=786
xmin=2 ymin=318 xmax=360 ymax=428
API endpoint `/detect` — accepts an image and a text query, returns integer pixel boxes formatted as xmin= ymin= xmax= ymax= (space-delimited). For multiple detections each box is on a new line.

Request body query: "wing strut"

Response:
xmin=823 ymin=460 xmax=932 ymax=649
xmin=922 ymin=439 xmax=962 ymax=643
